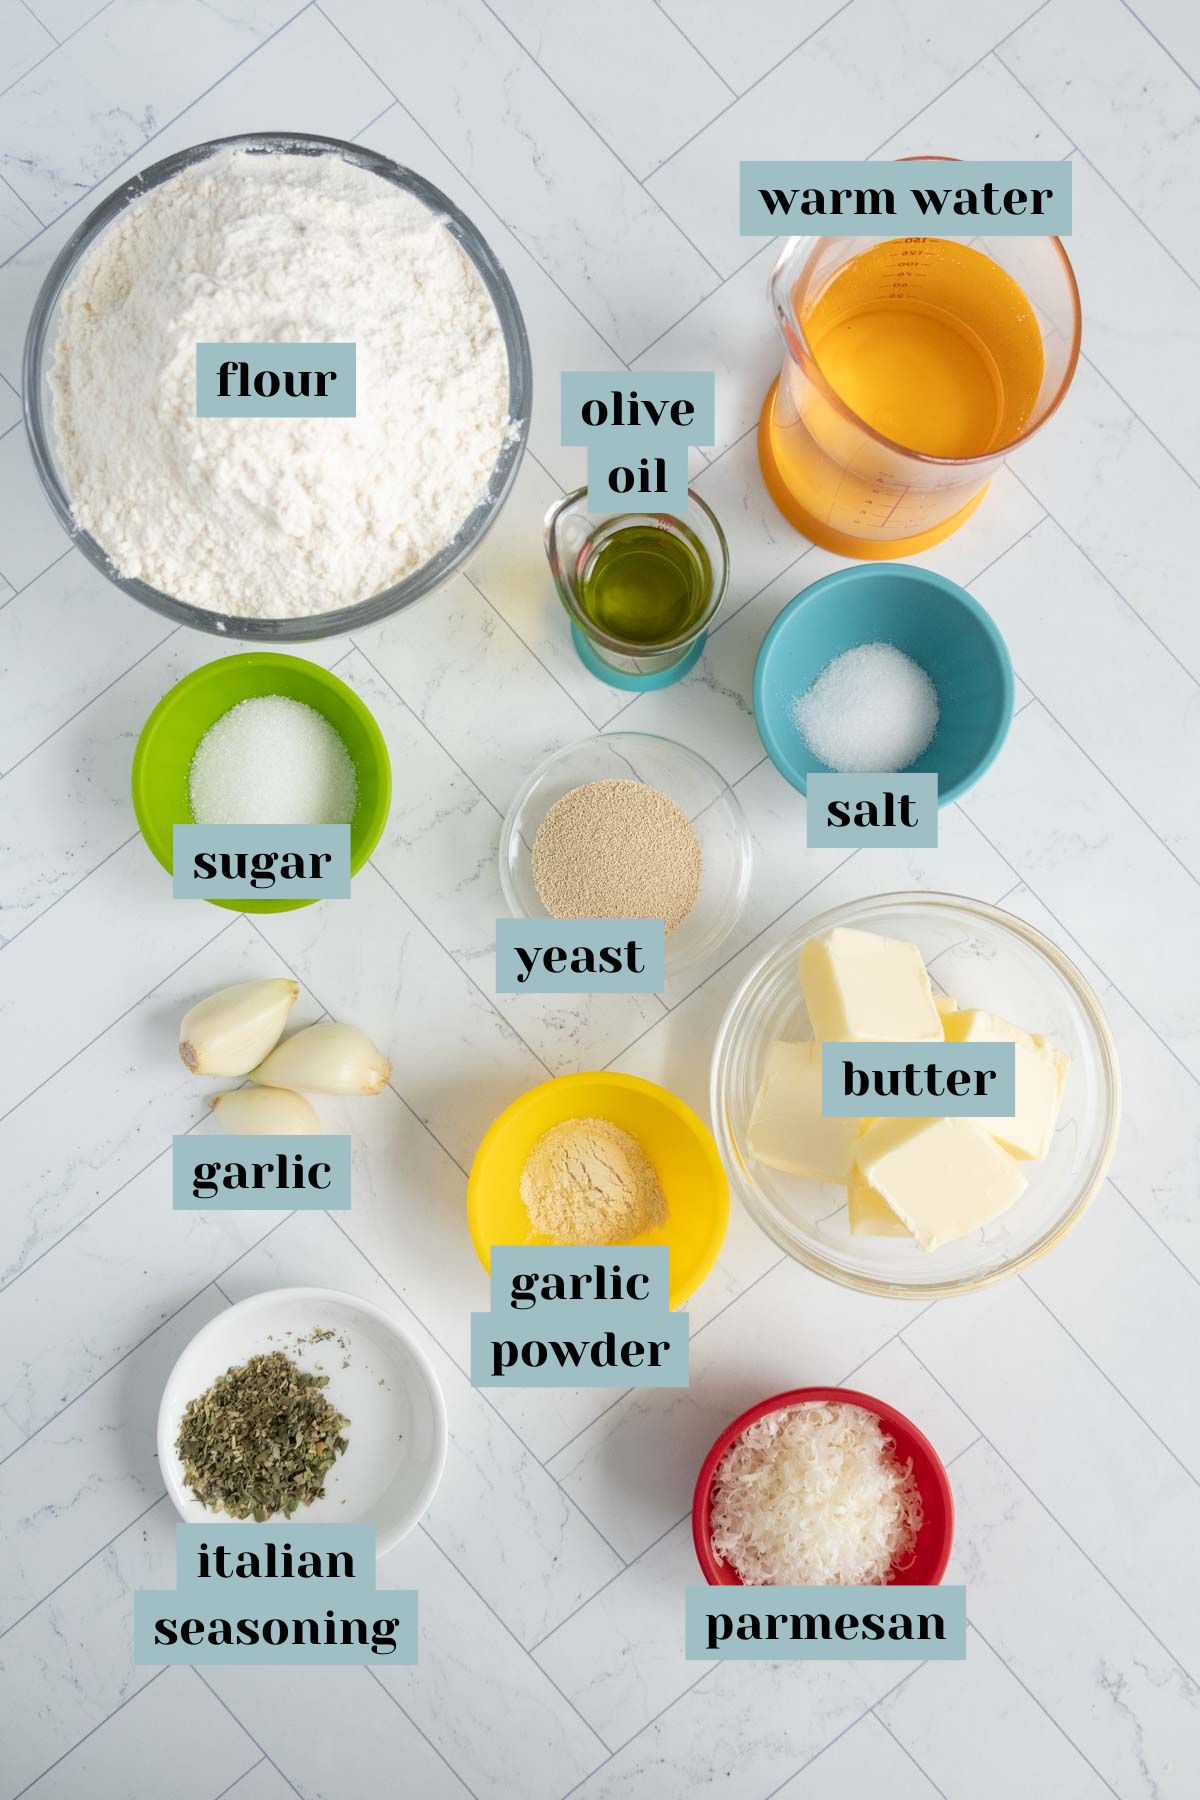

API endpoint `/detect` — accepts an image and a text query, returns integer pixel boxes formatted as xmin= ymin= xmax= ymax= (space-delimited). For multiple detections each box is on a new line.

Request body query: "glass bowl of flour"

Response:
xmin=24 ymin=132 xmax=531 ymax=640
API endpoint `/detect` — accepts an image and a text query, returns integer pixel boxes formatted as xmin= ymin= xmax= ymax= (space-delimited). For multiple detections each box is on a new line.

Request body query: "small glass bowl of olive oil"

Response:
xmin=544 ymin=489 xmax=729 ymax=691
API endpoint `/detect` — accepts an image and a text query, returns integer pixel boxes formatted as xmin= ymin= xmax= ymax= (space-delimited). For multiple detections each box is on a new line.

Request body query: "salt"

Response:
xmin=189 ymin=696 xmax=358 ymax=826
xmin=792 ymin=642 xmax=939 ymax=774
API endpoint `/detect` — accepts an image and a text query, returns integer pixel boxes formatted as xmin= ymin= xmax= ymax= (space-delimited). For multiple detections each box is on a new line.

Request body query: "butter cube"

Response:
xmin=855 ymin=1116 xmax=1026 ymax=1250
xmin=799 ymin=927 xmax=942 ymax=1043
xmin=943 ymin=1009 xmax=1070 ymax=1160
xmin=747 ymin=1039 xmax=864 ymax=1182
xmin=942 ymin=1007 xmax=1038 ymax=1051
xmin=934 ymin=993 xmax=959 ymax=1019
xmin=847 ymin=1181 xmax=912 ymax=1238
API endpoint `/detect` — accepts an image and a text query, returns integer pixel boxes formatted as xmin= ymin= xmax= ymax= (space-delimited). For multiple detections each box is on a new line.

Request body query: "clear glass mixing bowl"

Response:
xmin=710 ymin=892 xmax=1121 ymax=1299
xmin=22 ymin=131 xmax=531 ymax=641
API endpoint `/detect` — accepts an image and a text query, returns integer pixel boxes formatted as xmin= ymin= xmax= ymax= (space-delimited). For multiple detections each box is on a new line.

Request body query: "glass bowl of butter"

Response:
xmin=709 ymin=892 xmax=1120 ymax=1298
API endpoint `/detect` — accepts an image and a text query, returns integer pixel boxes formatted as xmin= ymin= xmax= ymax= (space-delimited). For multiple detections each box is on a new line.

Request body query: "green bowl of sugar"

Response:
xmin=132 ymin=651 xmax=392 ymax=913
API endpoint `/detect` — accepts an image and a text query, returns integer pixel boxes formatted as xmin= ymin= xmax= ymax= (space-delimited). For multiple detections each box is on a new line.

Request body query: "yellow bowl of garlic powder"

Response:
xmin=467 ymin=1072 xmax=729 ymax=1309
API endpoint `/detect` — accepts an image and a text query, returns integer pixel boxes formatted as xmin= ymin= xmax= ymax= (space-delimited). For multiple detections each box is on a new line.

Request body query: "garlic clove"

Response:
xmin=209 ymin=1085 xmax=321 ymax=1135
xmin=179 ymin=979 xmax=300 ymax=1076
xmin=250 ymin=1020 xmax=391 ymax=1095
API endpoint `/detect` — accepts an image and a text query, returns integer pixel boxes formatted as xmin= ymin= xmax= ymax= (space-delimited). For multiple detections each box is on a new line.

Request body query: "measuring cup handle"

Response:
xmin=770 ymin=236 xmax=819 ymax=364
xmin=543 ymin=488 xmax=594 ymax=588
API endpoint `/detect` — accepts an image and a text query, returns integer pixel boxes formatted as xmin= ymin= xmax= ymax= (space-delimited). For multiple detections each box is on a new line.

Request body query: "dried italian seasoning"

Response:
xmin=176 ymin=1350 xmax=349 ymax=1522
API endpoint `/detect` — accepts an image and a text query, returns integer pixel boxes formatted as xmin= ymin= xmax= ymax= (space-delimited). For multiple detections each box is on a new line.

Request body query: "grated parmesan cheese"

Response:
xmin=709 ymin=1401 xmax=923 ymax=1586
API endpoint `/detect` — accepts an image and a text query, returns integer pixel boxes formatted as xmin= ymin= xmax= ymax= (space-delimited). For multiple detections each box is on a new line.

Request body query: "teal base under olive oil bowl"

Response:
xmin=132 ymin=652 xmax=391 ymax=913
xmin=753 ymin=563 xmax=1014 ymax=807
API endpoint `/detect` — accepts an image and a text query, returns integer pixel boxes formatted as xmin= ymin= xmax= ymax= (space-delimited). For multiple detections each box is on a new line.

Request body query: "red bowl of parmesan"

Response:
xmin=692 ymin=1387 xmax=953 ymax=1587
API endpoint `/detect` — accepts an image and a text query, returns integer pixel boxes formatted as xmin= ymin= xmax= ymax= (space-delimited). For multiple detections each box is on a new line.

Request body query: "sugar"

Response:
xmin=189 ymin=695 xmax=358 ymax=826
xmin=792 ymin=642 xmax=939 ymax=774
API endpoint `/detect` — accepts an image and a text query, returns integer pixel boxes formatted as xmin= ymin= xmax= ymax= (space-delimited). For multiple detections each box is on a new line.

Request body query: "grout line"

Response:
xmin=0 ymin=828 xmax=141 ymax=952
xmin=758 ymin=1691 xmax=920 ymax=1800
xmin=415 ymin=1523 xmax=611 ymax=1758
xmin=241 ymin=918 xmax=473 ymax=1178
xmin=527 ymin=1500 xmax=689 ymax=1656
xmin=312 ymin=3 xmax=628 ymax=366
xmin=0 ymin=911 xmax=242 ymax=1130
xmin=871 ymin=1709 xmax=952 ymax=1800
xmin=650 ymin=7 xmax=737 ymax=100
xmin=211 ymin=1757 xmax=268 ymax=1800
xmin=534 ymin=1295 xmax=930 ymax=1658
xmin=366 ymin=856 xmax=555 ymax=1079
xmin=1005 ymin=465 xmax=1200 ymax=687
xmin=0 ymin=1218 xmax=294 ymax=1466
xmin=16 ymin=0 xmax=56 ymax=42
xmin=0 ymin=167 xmax=43 ymax=232
xmin=1105 ymin=1174 xmax=1200 ymax=1291
xmin=317 ymin=1211 xmax=612 ymax=1542
xmin=462 ymin=568 xmax=599 ymax=731
xmin=362 ymin=1666 xmax=483 ymax=1799
xmin=351 ymin=98 xmax=399 ymax=142
xmin=628 ymin=0 xmax=1064 ymax=320
xmin=0 ymin=544 xmax=75 ymax=605
xmin=191 ymin=1670 xmax=304 ymax=1799
xmin=966 ymin=1620 xmax=1124 ymax=1800
xmin=0 ymin=921 xmax=312 ymax=1294
xmin=645 ymin=0 xmax=858 ymax=182
xmin=0 ymin=1490 xmax=167 ymax=1643
xmin=475 ymin=0 xmax=724 ymax=280
xmin=1080 ymin=346 xmax=1200 ymax=495
xmin=557 ymin=1669 xmax=712 ymax=1793
xmin=544 ymin=1248 xmax=789 ymax=1474
xmin=902 ymin=1348 xmax=1200 ymax=1689
xmin=604 ymin=849 xmax=859 ymax=1054
xmin=1118 ymin=0 xmax=1200 ymax=90
xmin=955 ymin=796 xmax=1200 ymax=1098
xmin=9 ymin=1667 xmax=170 ymax=1800
xmin=995 ymin=52 xmax=1200 ymax=302
xmin=550 ymin=1317 xmax=942 ymax=1792
xmin=343 ymin=638 xmax=505 ymax=820
xmin=212 ymin=1277 xmax=234 ymax=1303
xmin=1 ymin=1136 xmax=171 ymax=1297
xmin=1000 ymin=676 xmax=1200 ymax=900
xmin=0 ymin=2 xmax=311 ymax=268
xmin=1019 ymin=1273 xmax=1200 ymax=1490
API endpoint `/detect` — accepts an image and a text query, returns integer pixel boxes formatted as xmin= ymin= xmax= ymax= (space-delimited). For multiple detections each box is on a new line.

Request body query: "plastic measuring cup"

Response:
xmin=758 ymin=217 xmax=1080 ymax=559
xmin=544 ymin=487 xmax=729 ymax=691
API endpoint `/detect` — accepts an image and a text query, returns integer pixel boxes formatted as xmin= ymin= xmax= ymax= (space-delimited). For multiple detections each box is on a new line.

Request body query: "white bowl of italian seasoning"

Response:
xmin=499 ymin=733 xmax=752 ymax=977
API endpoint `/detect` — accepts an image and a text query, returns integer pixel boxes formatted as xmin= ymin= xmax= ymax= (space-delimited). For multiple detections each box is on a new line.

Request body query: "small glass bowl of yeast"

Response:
xmin=499 ymin=732 xmax=752 ymax=978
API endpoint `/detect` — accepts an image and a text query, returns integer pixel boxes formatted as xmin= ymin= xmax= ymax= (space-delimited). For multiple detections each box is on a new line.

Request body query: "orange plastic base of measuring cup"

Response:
xmin=756 ymin=380 xmax=989 ymax=561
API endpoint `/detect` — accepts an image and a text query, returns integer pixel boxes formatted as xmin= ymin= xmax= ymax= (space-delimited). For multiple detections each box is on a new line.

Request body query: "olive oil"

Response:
xmin=577 ymin=518 xmax=712 ymax=648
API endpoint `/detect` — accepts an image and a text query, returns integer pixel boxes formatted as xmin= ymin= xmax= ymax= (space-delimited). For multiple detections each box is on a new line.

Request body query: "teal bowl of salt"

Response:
xmin=752 ymin=563 xmax=1014 ymax=808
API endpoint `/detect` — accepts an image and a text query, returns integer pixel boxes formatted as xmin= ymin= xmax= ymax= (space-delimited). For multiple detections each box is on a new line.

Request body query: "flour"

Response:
xmin=50 ymin=149 xmax=512 ymax=619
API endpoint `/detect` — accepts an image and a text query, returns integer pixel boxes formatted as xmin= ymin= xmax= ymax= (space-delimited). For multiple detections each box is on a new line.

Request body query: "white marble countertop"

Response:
xmin=2 ymin=2 xmax=1199 ymax=1795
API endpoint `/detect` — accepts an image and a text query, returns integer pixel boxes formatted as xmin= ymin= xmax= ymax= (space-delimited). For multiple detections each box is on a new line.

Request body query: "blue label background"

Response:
xmin=472 ymin=1246 xmax=687 ymax=1388
xmin=561 ymin=371 xmax=713 ymax=511
xmin=821 ymin=1042 xmax=1017 ymax=1117
xmin=196 ymin=342 xmax=356 ymax=416
xmin=496 ymin=918 xmax=665 ymax=993
xmin=740 ymin=160 xmax=1071 ymax=235
xmin=172 ymin=824 xmax=351 ymax=899
xmin=686 ymin=1585 xmax=967 ymax=1660
xmin=173 ymin=1135 xmax=351 ymax=1210
xmin=135 ymin=1526 xmax=416 ymax=1665
xmin=806 ymin=774 xmax=939 ymax=847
